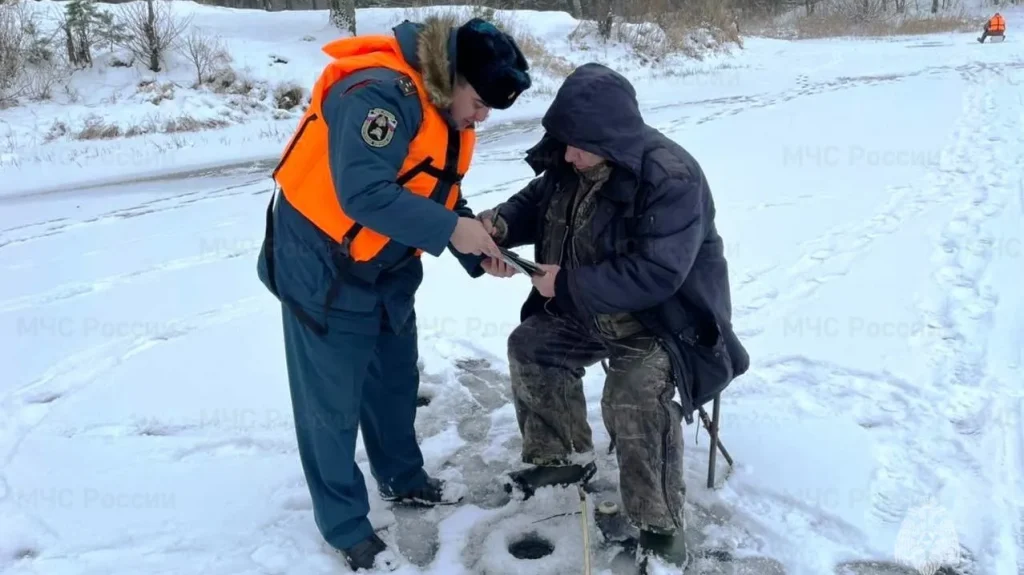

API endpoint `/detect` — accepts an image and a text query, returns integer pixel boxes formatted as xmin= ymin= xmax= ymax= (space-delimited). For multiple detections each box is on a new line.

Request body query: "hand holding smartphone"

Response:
xmin=498 ymin=247 xmax=544 ymax=276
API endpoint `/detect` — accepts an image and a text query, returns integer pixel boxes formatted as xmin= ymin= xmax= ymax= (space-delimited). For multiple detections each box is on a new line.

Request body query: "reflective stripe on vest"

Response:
xmin=271 ymin=35 xmax=475 ymax=262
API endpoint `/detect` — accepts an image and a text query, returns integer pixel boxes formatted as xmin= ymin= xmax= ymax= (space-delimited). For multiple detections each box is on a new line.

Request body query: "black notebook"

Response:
xmin=498 ymin=247 xmax=544 ymax=276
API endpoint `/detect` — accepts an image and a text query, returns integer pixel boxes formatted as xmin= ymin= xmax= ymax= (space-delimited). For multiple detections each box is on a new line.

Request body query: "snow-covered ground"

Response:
xmin=3 ymin=2 xmax=1024 ymax=575
xmin=0 ymin=0 xmax=737 ymax=197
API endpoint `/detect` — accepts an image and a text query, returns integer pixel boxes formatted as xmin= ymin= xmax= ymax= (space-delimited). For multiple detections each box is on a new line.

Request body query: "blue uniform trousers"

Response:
xmin=281 ymin=303 xmax=427 ymax=551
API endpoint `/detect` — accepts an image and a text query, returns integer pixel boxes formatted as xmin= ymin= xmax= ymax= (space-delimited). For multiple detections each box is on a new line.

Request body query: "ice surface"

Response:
xmin=3 ymin=2 xmax=1024 ymax=574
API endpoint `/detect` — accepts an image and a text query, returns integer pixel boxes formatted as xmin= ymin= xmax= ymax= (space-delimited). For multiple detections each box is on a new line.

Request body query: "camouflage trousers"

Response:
xmin=507 ymin=312 xmax=686 ymax=533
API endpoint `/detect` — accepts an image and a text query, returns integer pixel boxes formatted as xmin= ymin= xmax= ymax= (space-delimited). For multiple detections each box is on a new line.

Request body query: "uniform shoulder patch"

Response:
xmin=361 ymin=107 xmax=398 ymax=148
xmin=396 ymin=75 xmax=417 ymax=97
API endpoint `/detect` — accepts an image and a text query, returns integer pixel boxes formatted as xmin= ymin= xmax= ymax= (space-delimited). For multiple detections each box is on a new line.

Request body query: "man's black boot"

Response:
xmin=504 ymin=460 xmax=597 ymax=499
xmin=636 ymin=529 xmax=691 ymax=573
xmin=380 ymin=476 xmax=465 ymax=507
xmin=338 ymin=533 xmax=399 ymax=572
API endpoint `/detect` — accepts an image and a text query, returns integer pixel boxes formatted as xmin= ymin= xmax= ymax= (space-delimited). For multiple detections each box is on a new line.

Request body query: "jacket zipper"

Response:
xmin=555 ymin=185 xmax=573 ymax=268
xmin=554 ymin=182 xmax=578 ymax=451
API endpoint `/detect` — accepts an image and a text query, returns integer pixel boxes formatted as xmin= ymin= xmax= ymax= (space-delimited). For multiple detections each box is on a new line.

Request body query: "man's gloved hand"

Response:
xmin=476 ymin=209 xmax=508 ymax=245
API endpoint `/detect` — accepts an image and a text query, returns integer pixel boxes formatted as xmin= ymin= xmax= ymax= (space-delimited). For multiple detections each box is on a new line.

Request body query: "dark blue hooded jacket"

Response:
xmin=492 ymin=63 xmax=749 ymax=420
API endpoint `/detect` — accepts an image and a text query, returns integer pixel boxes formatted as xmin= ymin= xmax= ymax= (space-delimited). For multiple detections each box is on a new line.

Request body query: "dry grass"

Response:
xmin=273 ymin=82 xmax=306 ymax=110
xmin=882 ymin=14 xmax=976 ymax=35
xmin=208 ymin=67 xmax=257 ymax=96
xmin=654 ymin=0 xmax=742 ymax=53
xmin=162 ymin=115 xmax=230 ymax=133
xmin=792 ymin=13 xmax=975 ymax=38
xmin=396 ymin=5 xmax=575 ymax=84
xmin=513 ymin=32 xmax=575 ymax=82
xmin=746 ymin=0 xmax=977 ymax=39
xmin=393 ymin=2 xmax=741 ymax=81
xmin=136 ymin=78 xmax=176 ymax=104
xmin=45 ymin=113 xmax=230 ymax=142
xmin=576 ymin=0 xmax=742 ymax=61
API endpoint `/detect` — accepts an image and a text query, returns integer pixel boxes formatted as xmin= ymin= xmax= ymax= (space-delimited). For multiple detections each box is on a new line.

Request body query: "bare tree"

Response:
xmin=178 ymin=27 xmax=230 ymax=87
xmin=0 ymin=0 xmax=29 ymax=105
xmin=116 ymin=0 xmax=191 ymax=72
xmin=329 ymin=0 xmax=355 ymax=35
xmin=1 ymin=0 xmax=66 ymax=106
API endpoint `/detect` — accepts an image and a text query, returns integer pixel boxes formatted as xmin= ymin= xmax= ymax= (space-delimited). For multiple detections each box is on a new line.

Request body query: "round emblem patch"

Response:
xmin=361 ymin=108 xmax=398 ymax=148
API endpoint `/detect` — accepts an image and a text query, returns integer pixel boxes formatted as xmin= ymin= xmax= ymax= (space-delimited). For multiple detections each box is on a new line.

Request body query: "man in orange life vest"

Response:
xmin=979 ymin=12 xmax=1006 ymax=43
xmin=256 ymin=15 xmax=530 ymax=571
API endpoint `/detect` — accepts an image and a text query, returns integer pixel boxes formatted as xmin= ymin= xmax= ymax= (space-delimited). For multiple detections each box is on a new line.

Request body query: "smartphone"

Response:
xmin=499 ymin=247 xmax=544 ymax=276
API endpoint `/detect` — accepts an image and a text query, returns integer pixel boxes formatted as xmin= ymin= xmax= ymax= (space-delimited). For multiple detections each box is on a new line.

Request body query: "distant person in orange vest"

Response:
xmin=256 ymin=14 xmax=530 ymax=571
xmin=979 ymin=12 xmax=1006 ymax=43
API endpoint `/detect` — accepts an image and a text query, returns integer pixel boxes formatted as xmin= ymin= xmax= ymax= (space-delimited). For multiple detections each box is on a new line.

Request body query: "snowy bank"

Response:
xmin=0 ymin=1 xmax=741 ymax=197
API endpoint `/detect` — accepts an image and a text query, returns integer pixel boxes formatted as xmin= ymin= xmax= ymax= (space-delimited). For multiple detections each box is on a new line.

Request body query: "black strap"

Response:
xmin=268 ymin=126 xmax=465 ymax=337
xmin=336 ymin=134 xmax=464 ymax=263
xmin=391 ymin=125 xmax=464 ymax=263
xmin=262 ymin=189 xmax=279 ymax=298
xmin=396 ymin=158 xmax=431 ymax=186
xmin=433 ymin=125 xmax=463 ymax=200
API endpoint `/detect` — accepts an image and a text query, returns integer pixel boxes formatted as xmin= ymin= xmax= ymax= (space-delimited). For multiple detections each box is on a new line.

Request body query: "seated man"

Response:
xmin=478 ymin=63 xmax=749 ymax=571
xmin=979 ymin=12 xmax=1006 ymax=43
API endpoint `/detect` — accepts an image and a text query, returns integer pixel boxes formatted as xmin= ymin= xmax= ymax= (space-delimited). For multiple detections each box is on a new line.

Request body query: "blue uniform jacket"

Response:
xmin=257 ymin=19 xmax=485 ymax=335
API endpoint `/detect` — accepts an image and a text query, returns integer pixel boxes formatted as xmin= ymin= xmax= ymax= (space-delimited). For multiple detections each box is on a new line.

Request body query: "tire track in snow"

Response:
xmin=660 ymin=61 xmax=1003 ymax=133
xmin=728 ymin=188 xmax=914 ymax=339
xmin=0 ymin=181 xmax=269 ymax=313
xmin=0 ymin=180 xmax=268 ymax=251
xmin=1 ymin=296 xmax=266 ymax=464
xmin=0 ymin=64 xmax=964 ymax=255
xmin=0 ymin=118 xmax=538 ymax=254
xmin=728 ymin=63 xmax=1008 ymax=341
xmin=910 ymin=71 xmax=1024 ymax=574
xmin=0 ymin=246 xmax=255 ymax=313
xmin=716 ymin=66 xmax=1012 ymax=574
xmin=0 ymin=297 xmax=266 ymax=529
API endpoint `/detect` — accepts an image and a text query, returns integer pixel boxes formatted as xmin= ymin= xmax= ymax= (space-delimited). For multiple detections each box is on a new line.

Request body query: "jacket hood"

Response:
xmin=532 ymin=63 xmax=646 ymax=175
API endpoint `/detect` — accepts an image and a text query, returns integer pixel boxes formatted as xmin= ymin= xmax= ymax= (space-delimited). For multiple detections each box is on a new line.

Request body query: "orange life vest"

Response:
xmin=271 ymin=34 xmax=476 ymax=262
xmin=988 ymin=14 xmax=1005 ymax=32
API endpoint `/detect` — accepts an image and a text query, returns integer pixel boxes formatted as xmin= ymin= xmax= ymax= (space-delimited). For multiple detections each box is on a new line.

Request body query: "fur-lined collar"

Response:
xmin=394 ymin=15 xmax=459 ymax=109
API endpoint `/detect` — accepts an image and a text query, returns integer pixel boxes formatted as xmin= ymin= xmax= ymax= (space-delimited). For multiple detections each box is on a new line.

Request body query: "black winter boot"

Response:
xmin=339 ymin=533 xmax=399 ymax=572
xmin=380 ymin=476 xmax=465 ymax=507
xmin=636 ymin=529 xmax=691 ymax=573
xmin=504 ymin=460 xmax=597 ymax=499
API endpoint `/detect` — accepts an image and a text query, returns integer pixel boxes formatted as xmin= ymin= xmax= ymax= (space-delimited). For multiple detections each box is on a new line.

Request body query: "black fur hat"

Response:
xmin=455 ymin=18 xmax=531 ymax=110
